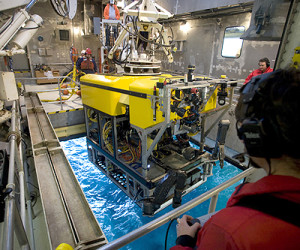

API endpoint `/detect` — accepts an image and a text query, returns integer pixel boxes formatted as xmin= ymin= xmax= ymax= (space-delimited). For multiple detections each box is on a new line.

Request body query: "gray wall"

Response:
xmin=156 ymin=0 xmax=253 ymax=15
xmin=159 ymin=12 xmax=279 ymax=80
xmin=1 ymin=1 xmax=280 ymax=80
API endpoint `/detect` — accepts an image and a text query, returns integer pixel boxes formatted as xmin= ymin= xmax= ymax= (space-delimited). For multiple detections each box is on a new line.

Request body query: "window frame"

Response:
xmin=221 ymin=26 xmax=245 ymax=59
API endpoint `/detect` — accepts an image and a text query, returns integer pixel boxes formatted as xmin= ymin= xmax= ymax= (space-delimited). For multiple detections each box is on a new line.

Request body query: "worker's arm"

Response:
xmin=244 ymin=71 xmax=254 ymax=85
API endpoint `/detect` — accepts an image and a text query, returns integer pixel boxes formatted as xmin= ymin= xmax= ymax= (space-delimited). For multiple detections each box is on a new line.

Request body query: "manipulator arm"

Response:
xmin=212 ymin=120 xmax=230 ymax=168
xmin=152 ymin=23 xmax=173 ymax=63
xmin=108 ymin=22 xmax=133 ymax=60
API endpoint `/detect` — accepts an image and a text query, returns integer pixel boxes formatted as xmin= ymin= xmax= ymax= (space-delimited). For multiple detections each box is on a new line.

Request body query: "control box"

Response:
xmin=0 ymin=72 xmax=18 ymax=101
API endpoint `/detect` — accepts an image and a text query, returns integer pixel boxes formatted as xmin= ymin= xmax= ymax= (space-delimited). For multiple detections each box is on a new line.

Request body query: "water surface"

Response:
xmin=61 ymin=137 xmax=242 ymax=249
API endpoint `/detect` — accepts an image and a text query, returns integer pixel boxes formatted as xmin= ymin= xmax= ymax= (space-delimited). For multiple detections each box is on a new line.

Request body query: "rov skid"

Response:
xmin=81 ymin=73 xmax=236 ymax=216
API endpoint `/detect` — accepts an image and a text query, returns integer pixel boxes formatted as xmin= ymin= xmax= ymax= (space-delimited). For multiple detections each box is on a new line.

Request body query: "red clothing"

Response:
xmin=104 ymin=4 xmax=120 ymax=20
xmin=244 ymin=67 xmax=273 ymax=85
xmin=171 ymin=175 xmax=300 ymax=250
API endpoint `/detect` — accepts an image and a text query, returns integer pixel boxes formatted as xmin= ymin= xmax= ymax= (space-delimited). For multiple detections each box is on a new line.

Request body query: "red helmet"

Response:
xmin=86 ymin=48 xmax=92 ymax=54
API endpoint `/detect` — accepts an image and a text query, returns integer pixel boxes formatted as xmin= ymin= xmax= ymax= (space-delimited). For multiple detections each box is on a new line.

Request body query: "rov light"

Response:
xmin=180 ymin=21 xmax=191 ymax=33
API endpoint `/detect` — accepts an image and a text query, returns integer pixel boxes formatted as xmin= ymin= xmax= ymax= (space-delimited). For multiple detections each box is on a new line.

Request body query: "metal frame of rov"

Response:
xmin=82 ymin=74 xmax=237 ymax=216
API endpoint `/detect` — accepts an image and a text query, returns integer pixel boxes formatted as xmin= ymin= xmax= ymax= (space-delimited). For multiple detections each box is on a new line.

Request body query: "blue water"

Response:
xmin=61 ymin=137 xmax=242 ymax=249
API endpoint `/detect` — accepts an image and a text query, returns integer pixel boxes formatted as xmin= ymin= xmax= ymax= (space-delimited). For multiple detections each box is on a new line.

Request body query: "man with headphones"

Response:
xmin=244 ymin=57 xmax=273 ymax=85
xmin=172 ymin=69 xmax=300 ymax=250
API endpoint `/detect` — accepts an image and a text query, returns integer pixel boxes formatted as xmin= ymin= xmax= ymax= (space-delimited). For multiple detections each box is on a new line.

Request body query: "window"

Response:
xmin=59 ymin=29 xmax=70 ymax=41
xmin=221 ymin=26 xmax=245 ymax=58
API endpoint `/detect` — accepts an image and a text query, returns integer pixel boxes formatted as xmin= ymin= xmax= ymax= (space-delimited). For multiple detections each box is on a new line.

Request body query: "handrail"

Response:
xmin=15 ymin=76 xmax=79 ymax=86
xmin=99 ymin=167 xmax=255 ymax=250
xmin=16 ymin=76 xmax=81 ymax=110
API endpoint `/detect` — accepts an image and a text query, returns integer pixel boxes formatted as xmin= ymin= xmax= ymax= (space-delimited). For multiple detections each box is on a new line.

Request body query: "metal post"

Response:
xmin=208 ymin=194 xmax=219 ymax=213
xmin=14 ymin=206 xmax=30 ymax=250
xmin=11 ymin=111 xmax=26 ymax=228
xmin=140 ymin=130 xmax=148 ymax=178
xmin=26 ymin=199 xmax=36 ymax=250
xmin=18 ymin=113 xmax=26 ymax=226
xmin=24 ymin=160 xmax=36 ymax=250
xmin=200 ymin=115 xmax=206 ymax=152
xmin=57 ymin=79 xmax=63 ymax=110
xmin=2 ymin=100 xmax=17 ymax=250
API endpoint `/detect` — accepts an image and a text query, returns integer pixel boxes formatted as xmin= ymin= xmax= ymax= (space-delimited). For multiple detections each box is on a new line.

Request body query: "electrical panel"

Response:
xmin=0 ymin=72 xmax=18 ymax=101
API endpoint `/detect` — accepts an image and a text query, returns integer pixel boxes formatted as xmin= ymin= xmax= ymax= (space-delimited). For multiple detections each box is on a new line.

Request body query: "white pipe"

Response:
xmin=0 ymin=9 xmax=30 ymax=50
xmin=8 ymin=106 xmax=27 ymax=228
xmin=19 ymin=172 xmax=26 ymax=224
xmin=18 ymin=124 xmax=26 ymax=226
xmin=2 ymin=100 xmax=17 ymax=250
xmin=12 ymin=14 xmax=43 ymax=49
xmin=0 ymin=48 xmax=26 ymax=56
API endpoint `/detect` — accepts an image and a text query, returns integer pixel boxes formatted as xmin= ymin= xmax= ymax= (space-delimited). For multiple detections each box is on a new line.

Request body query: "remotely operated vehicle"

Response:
xmin=81 ymin=0 xmax=237 ymax=216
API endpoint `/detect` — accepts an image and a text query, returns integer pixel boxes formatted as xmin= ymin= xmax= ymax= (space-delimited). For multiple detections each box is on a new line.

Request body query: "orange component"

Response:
xmin=76 ymin=90 xmax=81 ymax=97
xmin=3 ymin=56 xmax=8 ymax=66
xmin=70 ymin=46 xmax=78 ymax=63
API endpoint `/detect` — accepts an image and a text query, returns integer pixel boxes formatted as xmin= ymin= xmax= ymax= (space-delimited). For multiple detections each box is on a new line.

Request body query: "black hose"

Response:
xmin=165 ymin=218 xmax=177 ymax=250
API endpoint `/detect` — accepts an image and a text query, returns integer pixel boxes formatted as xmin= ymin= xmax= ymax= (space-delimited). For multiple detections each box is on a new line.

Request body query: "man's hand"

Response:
xmin=176 ymin=215 xmax=202 ymax=238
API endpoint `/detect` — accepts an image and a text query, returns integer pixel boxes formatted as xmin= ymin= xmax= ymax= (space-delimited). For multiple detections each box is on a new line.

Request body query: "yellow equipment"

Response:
xmin=292 ymin=46 xmax=300 ymax=69
xmin=81 ymin=68 xmax=237 ymax=216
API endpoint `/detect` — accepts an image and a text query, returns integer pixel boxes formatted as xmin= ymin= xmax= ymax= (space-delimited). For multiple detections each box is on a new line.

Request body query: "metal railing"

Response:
xmin=16 ymin=75 xmax=80 ymax=110
xmin=99 ymin=167 xmax=255 ymax=250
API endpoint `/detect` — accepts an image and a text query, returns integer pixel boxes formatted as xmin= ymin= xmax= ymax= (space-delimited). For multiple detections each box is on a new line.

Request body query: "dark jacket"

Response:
xmin=76 ymin=57 xmax=97 ymax=74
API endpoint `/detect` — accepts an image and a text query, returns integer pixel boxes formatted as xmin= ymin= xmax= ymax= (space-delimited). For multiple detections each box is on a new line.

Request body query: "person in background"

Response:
xmin=104 ymin=0 xmax=120 ymax=20
xmin=79 ymin=50 xmax=86 ymax=59
xmin=76 ymin=48 xmax=97 ymax=74
xmin=104 ymin=0 xmax=120 ymax=46
xmin=244 ymin=57 xmax=273 ymax=85
xmin=171 ymin=68 xmax=300 ymax=250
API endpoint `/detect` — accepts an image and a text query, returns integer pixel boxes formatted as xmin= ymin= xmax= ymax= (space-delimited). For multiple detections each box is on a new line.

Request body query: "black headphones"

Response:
xmin=260 ymin=57 xmax=270 ymax=68
xmin=235 ymin=71 xmax=282 ymax=158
